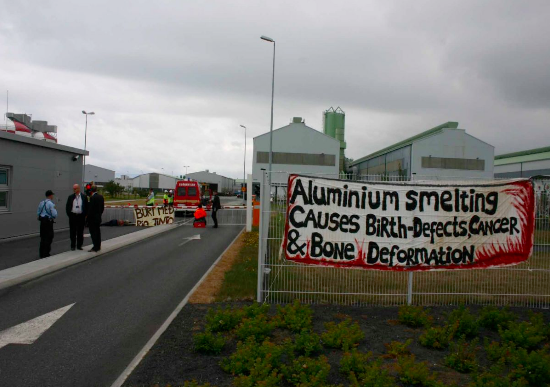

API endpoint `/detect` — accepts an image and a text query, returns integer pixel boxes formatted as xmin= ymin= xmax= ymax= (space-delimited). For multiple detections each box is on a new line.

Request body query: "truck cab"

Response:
xmin=174 ymin=180 xmax=212 ymax=210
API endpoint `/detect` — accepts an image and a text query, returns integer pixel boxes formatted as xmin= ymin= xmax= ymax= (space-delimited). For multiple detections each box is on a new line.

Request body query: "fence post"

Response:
xmin=246 ymin=173 xmax=252 ymax=232
xmin=256 ymin=170 xmax=266 ymax=303
xmin=407 ymin=272 xmax=413 ymax=305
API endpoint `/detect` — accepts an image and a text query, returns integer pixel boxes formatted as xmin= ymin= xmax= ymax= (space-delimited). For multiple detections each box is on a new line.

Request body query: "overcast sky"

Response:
xmin=1 ymin=0 xmax=549 ymax=179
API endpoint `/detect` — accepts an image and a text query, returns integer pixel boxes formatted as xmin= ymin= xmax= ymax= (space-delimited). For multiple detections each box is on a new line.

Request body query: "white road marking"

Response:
xmin=0 ymin=303 xmax=75 ymax=350
xmin=178 ymin=234 xmax=201 ymax=247
xmin=84 ymin=234 xmax=91 ymax=237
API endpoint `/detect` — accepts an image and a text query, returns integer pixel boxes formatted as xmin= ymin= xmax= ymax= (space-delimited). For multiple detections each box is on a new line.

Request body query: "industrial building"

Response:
xmin=349 ymin=121 xmax=494 ymax=180
xmin=252 ymin=117 xmax=340 ymax=188
xmin=494 ymin=146 xmax=550 ymax=178
xmin=114 ymin=175 xmax=134 ymax=190
xmin=84 ymin=164 xmax=115 ymax=185
xmin=185 ymin=170 xmax=237 ymax=194
xmin=0 ymin=130 xmax=87 ymax=240
xmin=131 ymin=173 xmax=178 ymax=190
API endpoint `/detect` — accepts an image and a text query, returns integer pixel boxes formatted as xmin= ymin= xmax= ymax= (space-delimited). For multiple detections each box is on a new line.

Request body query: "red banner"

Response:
xmin=283 ymin=175 xmax=535 ymax=271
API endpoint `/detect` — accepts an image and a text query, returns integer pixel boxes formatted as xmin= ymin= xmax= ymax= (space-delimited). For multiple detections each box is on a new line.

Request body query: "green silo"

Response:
xmin=323 ymin=107 xmax=346 ymax=173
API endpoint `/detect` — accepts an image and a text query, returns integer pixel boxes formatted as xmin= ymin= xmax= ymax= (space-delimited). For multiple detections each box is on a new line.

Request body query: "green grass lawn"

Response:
xmin=216 ymin=228 xmax=259 ymax=301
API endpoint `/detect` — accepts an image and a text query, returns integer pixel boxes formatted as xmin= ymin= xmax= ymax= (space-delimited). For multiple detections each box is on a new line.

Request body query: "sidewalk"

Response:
xmin=0 ymin=226 xmax=140 ymax=271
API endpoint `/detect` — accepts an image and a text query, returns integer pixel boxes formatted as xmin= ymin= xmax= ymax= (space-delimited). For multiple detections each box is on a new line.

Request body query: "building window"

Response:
xmin=421 ymin=157 xmax=485 ymax=171
xmin=257 ymin=151 xmax=336 ymax=166
xmin=0 ymin=166 xmax=11 ymax=212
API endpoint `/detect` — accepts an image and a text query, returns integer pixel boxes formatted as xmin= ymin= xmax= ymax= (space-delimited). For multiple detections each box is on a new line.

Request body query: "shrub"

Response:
xmin=384 ymin=339 xmax=412 ymax=358
xmin=483 ymin=338 xmax=516 ymax=363
xmin=220 ymin=338 xmax=285 ymax=375
xmin=292 ymin=330 xmax=323 ymax=356
xmin=281 ymin=355 xmax=330 ymax=387
xmin=232 ymin=358 xmax=283 ymax=387
xmin=499 ymin=313 xmax=548 ymax=350
xmin=419 ymin=324 xmax=456 ymax=349
xmin=508 ymin=347 xmax=550 ymax=386
xmin=205 ymin=307 xmax=244 ymax=332
xmin=447 ymin=306 xmax=479 ymax=339
xmin=340 ymin=350 xmax=373 ymax=376
xmin=478 ymin=306 xmax=516 ymax=331
xmin=181 ymin=382 xmax=214 ymax=387
xmin=469 ymin=365 xmax=527 ymax=387
xmin=398 ymin=305 xmax=433 ymax=328
xmin=242 ymin=302 xmax=270 ymax=319
xmin=348 ymin=359 xmax=395 ymax=387
xmin=395 ymin=355 xmax=440 ymax=386
xmin=193 ymin=331 xmax=225 ymax=355
xmin=275 ymin=300 xmax=313 ymax=332
xmin=321 ymin=319 xmax=364 ymax=350
xmin=444 ymin=337 xmax=479 ymax=373
xmin=235 ymin=314 xmax=276 ymax=342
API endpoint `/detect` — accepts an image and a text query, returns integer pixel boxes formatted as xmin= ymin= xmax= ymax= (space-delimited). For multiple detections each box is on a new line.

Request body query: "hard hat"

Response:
xmin=164 ymin=190 xmax=168 ymax=192
xmin=169 ymin=189 xmax=173 ymax=193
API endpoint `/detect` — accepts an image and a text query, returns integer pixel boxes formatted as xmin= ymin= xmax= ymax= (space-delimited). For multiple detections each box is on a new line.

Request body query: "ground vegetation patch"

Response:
xmin=124 ymin=302 xmax=550 ymax=387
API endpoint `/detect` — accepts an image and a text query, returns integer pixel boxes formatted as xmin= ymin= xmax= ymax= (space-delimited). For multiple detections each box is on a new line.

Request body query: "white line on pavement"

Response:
xmin=0 ymin=303 xmax=75 ymax=350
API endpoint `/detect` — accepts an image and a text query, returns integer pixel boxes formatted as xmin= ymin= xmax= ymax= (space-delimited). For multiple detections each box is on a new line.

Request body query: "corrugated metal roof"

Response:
xmin=494 ymin=146 xmax=550 ymax=165
xmin=350 ymin=121 xmax=459 ymax=166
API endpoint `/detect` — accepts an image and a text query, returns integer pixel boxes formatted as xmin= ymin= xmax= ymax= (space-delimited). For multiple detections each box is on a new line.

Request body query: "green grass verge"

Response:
xmin=216 ymin=228 xmax=259 ymax=301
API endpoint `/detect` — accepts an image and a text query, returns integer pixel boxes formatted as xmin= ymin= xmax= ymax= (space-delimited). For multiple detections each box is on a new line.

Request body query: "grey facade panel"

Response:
xmin=0 ymin=135 xmax=85 ymax=239
xmin=495 ymin=168 xmax=550 ymax=179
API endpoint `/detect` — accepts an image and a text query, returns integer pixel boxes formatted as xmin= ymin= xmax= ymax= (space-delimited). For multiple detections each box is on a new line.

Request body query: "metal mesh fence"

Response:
xmin=258 ymin=171 xmax=550 ymax=307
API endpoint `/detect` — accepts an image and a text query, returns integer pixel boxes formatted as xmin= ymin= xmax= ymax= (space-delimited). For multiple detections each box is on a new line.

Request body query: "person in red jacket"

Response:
xmin=194 ymin=204 xmax=207 ymax=224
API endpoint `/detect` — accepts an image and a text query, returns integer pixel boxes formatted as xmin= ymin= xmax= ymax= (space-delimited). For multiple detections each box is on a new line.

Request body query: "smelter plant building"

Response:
xmin=252 ymin=117 xmax=340 ymax=188
xmin=349 ymin=121 xmax=494 ymax=180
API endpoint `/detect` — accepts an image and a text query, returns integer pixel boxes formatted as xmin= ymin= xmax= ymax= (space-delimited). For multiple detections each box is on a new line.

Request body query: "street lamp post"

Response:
xmin=82 ymin=111 xmax=95 ymax=186
xmin=261 ymin=35 xmax=275 ymax=192
xmin=240 ymin=125 xmax=247 ymax=202
xmin=183 ymin=165 xmax=189 ymax=177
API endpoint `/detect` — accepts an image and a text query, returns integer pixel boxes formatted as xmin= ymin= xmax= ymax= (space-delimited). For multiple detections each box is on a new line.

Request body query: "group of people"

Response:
xmin=193 ymin=191 xmax=221 ymax=228
xmin=145 ymin=188 xmax=174 ymax=207
xmin=36 ymin=184 xmax=105 ymax=258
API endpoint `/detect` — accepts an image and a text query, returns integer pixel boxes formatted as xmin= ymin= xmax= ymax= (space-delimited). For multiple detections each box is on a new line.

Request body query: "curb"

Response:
xmin=0 ymin=224 xmax=180 ymax=292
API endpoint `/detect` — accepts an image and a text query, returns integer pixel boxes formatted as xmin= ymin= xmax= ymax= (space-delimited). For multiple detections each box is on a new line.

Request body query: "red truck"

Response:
xmin=174 ymin=180 xmax=211 ymax=212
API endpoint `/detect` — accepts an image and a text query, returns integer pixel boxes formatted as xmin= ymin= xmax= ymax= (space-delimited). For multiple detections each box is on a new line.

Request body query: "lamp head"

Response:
xmin=260 ymin=35 xmax=274 ymax=43
xmin=240 ymin=125 xmax=246 ymax=128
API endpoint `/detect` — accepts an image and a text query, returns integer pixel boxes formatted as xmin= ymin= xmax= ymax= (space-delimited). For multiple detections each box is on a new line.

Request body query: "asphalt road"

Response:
xmin=0 ymin=224 xmax=244 ymax=387
xmin=0 ymin=226 xmax=140 ymax=271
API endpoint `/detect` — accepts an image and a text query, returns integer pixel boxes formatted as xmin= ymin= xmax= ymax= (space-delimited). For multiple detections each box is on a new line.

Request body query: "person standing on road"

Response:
xmin=66 ymin=183 xmax=88 ymax=251
xmin=87 ymin=185 xmax=104 ymax=252
xmin=168 ymin=190 xmax=174 ymax=208
xmin=146 ymin=188 xmax=155 ymax=206
xmin=163 ymin=190 xmax=169 ymax=207
xmin=37 ymin=190 xmax=58 ymax=258
xmin=212 ymin=191 xmax=221 ymax=228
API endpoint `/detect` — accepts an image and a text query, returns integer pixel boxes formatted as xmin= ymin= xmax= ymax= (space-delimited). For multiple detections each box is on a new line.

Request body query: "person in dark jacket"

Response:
xmin=212 ymin=191 xmax=221 ymax=228
xmin=87 ymin=185 xmax=104 ymax=252
xmin=66 ymin=183 xmax=88 ymax=251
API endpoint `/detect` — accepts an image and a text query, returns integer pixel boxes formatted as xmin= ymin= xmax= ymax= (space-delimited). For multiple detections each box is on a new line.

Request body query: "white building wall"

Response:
xmin=158 ymin=174 xmax=177 ymax=190
xmin=411 ymin=129 xmax=494 ymax=179
xmin=84 ymin=164 xmax=115 ymax=184
xmin=252 ymin=122 xmax=340 ymax=187
xmin=186 ymin=171 xmax=236 ymax=193
xmin=132 ymin=174 xmax=150 ymax=188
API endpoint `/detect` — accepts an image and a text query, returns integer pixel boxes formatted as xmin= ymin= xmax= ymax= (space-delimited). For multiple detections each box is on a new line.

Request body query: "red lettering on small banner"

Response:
xmin=282 ymin=174 xmax=535 ymax=271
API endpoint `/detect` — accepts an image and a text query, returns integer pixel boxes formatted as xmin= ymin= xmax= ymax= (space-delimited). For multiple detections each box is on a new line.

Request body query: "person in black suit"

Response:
xmin=87 ymin=185 xmax=104 ymax=252
xmin=212 ymin=191 xmax=221 ymax=228
xmin=66 ymin=183 xmax=88 ymax=251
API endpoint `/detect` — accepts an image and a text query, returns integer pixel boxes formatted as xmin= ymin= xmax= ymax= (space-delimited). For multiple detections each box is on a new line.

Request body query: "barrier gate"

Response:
xmin=257 ymin=172 xmax=550 ymax=307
